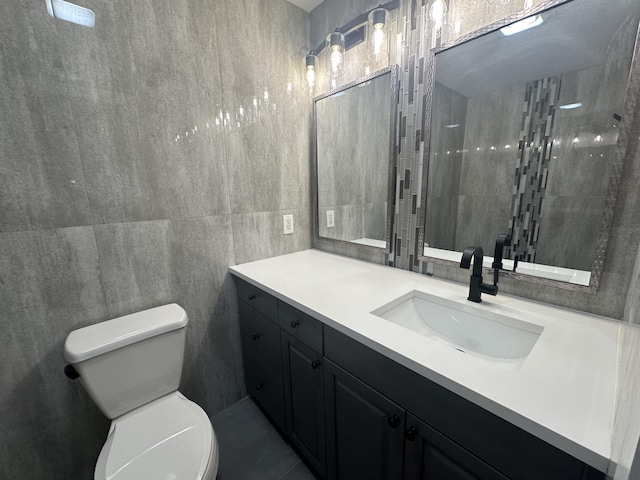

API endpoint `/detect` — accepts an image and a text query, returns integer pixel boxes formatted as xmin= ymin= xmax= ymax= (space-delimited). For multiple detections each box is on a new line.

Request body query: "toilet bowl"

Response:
xmin=64 ymin=304 xmax=219 ymax=480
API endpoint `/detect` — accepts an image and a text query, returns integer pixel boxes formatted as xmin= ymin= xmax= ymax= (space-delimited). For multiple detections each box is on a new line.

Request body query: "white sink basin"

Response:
xmin=372 ymin=291 xmax=543 ymax=361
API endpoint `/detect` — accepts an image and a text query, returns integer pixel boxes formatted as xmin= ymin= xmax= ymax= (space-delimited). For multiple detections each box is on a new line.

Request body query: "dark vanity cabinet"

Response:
xmin=234 ymin=279 xmax=606 ymax=480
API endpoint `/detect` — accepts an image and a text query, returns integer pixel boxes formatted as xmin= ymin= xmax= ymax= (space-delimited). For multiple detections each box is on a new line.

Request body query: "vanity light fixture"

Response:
xmin=327 ymin=31 xmax=346 ymax=80
xmin=304 ymin=1 xmax=399 ymax=94
xmin=304 ymin=53 xmax=318 ymax=93
xmin=559 ymin=102 xmax=583 ymax=110
xmin=443 ymin=123 xmax=461 ymax=128
xmin=45 ymin=0 xmax=95 ymax=27
xmin=368 ymin=7 xmax=389 ymax=63
xmin=500 ymin=15 xmax=543 ymax=36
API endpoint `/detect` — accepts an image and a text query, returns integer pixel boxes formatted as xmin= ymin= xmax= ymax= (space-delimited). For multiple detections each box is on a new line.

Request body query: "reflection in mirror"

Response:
xmin=314 ymin=66 xmax=397 ymax=251
xmin=421 ymin=0 xmax=640 ymax=288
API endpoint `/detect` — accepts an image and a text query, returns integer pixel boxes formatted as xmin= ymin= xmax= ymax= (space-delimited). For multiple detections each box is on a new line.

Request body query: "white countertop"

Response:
xmin=229 ymin=249 xmax=619 ymax=473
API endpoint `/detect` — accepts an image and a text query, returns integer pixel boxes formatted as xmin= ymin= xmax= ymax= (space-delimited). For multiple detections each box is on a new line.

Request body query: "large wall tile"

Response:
xmin=0 ymin=227 xmax=109 ymax=479
xmin=0 ymin=1 xmax=92 ymax=232
xmin=70 ymin=0 xmax=231 ymax=224
xmin=221 ymin=0 xmax=311 ymax=215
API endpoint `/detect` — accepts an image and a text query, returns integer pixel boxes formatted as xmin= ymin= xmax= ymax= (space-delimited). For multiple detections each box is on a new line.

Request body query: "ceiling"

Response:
xmin=285 ymin=0 xmax=325 ymax=13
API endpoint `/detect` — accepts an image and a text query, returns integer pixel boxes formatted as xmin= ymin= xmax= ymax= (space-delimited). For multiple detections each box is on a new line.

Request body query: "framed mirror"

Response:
xmin=418 ymin=0 xmax=640 ymax=291
xmin=313 ymin=66 xmax=398 ymax=253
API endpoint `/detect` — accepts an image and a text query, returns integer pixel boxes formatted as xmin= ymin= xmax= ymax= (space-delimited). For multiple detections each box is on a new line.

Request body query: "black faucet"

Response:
xmin=460 ymin=246 xmax=498 ymax=303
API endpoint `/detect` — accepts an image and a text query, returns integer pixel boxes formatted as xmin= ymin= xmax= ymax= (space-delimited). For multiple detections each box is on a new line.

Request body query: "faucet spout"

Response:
xmin=460 ymin=246 xmax=484 ymax=277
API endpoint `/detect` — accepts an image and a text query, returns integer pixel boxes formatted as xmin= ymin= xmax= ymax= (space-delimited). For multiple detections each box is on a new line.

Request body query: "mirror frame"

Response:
xmin=417 ymin=0 xmax=640 ymax=293
xmin=312 ymin=65 xmax=399 ymax=255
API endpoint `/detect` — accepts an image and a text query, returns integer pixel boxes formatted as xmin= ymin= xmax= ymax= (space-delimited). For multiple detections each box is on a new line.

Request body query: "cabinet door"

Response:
xmin=282 ymin=333 xmax=325 ymax=476
xmin=324 ymin=359 xmax=405 ymax=480
xmin=404 ymin=413 xmax=509 ymax=480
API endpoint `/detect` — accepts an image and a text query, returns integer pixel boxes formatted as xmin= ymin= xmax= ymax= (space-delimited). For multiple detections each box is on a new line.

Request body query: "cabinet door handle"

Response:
xmin=406 ymin=426 xmax=418 ymax=441
xmin=387 ymin=414 xmax=400 ymax=429
xmin=251 ymin=334 xmax=260 ymax=341
xmin=248 ymin=294 xmax=256 ymax=300
xmin=311 ymin=360 xmax=321 ymax=369
xmin=255 ymin=383 xmax=264 ymax=391
xmin=290 ymin=320 xmax=300 ymax=329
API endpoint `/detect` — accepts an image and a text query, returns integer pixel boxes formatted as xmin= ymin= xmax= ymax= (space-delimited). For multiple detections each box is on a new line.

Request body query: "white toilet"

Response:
xmin=64 ymin=304 xmax=219 ymax=480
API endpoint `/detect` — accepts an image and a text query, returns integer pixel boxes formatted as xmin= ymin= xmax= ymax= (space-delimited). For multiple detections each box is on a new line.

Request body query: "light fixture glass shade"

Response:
xmin=486 ymin=0 xmax=511 ymax=4
xmin=367 ymin=8 xmax=389 ymax=63
xmin=326 ymin=31 xmax=345 ymax=79
xmin=304 ymin=53 xmax=318 ymax=93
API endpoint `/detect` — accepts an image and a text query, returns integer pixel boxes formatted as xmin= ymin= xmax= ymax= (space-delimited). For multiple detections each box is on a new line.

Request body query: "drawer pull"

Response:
xmin=387 ymin=415 xmax=400 ymax=429
xmin=406 ymin=426 xmax=418 ymax=441
xmin=290 ymin=320 xmax=300 ymax=329
xmin=255 ymin=383 xmax=264 ymax=391
xmin=251 ymin=334 xmax=260 ymax=341
xmin=248 ymin=294 xmax=256 ymax=300
xmin=311 ymin=360 xmax=321 ymax=370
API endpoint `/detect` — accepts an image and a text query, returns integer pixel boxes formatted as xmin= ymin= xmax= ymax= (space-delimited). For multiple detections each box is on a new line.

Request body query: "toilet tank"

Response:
xmin=64 ymin=304 xmax=188 ymax=419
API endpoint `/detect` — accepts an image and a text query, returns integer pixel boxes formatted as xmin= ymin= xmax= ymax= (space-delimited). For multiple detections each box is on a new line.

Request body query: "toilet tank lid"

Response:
xmin=64 ymin=304 xmax=188 ymax=363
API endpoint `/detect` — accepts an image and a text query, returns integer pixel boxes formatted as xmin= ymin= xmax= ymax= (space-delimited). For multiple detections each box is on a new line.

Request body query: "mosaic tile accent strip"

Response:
xmin=507 ymin=76 xmax=562 ymax=263
xmin=388 ymin=0 xmax=433 ymax=272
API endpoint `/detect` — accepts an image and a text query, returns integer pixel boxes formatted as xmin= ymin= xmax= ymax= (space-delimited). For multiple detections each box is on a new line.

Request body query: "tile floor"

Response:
xmin=211 ymin=397 xmax=318 ymax=480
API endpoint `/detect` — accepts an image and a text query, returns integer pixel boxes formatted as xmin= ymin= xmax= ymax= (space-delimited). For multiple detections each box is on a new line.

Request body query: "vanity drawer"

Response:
xmin=279 ymin=301 xmax=323 ymax=353
xmin=235 ymin=277 xmax=278 ymax=323
xmin=239 ymin=301 xmax=282 ymax=379
xmin=243 ymin=349 xmax=286 ymax=432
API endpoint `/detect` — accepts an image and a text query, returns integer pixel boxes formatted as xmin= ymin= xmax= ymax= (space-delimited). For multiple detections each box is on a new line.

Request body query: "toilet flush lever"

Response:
xmin=64 ymin=365 xmax=80 ymax=380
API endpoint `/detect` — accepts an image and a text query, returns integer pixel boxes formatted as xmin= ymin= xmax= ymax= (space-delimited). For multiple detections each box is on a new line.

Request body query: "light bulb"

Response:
xmin=330 ymin=48 xmax=343 ymax=74
xmin=373 ymin=27 xmax=385 ymax=59
xmin=306 ymin=66 xmax=316 ymax=89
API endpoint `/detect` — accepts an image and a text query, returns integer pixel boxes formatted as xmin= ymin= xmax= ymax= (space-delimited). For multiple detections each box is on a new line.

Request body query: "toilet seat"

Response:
xmin=95 ymin=391 xmax=216 ymax=480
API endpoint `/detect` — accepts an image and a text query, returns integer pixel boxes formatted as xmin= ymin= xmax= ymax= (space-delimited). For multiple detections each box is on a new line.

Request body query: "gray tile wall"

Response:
xmin=0 ymin=0 xmax=311 ymax=478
